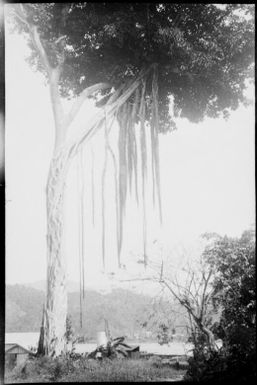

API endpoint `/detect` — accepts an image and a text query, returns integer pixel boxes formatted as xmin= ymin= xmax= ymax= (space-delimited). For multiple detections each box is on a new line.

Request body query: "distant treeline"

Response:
xmin=6 ymin=284 xmax=188 ymax=341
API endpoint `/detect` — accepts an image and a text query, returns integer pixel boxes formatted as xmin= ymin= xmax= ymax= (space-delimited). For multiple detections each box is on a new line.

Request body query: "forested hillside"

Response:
xmin=6 ymin=284 xmax=188 ymax=341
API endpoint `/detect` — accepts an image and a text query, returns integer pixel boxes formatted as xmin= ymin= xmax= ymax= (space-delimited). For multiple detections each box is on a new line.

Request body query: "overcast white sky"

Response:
xmin=5 ymin=27 xmax=255 ymax=291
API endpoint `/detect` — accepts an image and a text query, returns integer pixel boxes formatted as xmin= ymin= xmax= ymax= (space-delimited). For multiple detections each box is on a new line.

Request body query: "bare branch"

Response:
xmin=118 ymin=277 xmax=156 ymax=283
xmin=174 ymin=275 xmax=182 ymax=298
xmin=200 ymin=269 xmax=213 ymax=320
xmin=188 ymin=272 xmax=194 ymax=294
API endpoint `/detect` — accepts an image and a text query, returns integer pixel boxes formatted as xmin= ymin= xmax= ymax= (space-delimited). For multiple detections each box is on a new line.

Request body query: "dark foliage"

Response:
xmin=157 ymin=323 xmax=170 ymax=345
xmin=186 ymin=229 xmax=256 ymax=382
xmin=65 ymin=314 xmax=74 ymax=343
xmin=9 ymin=3 xmax=254 ymax=131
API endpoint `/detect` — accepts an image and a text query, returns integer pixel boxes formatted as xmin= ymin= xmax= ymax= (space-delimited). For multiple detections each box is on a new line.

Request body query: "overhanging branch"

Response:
xmin=64 ymin=83 xmax=112 ymax=129
xmin=30 ymin=26 xmax=52 ymax=74
xmin=63 ymin=68 xmax=153 ymax=158
xmin=13 ymin=5 xmax=66 ymax=147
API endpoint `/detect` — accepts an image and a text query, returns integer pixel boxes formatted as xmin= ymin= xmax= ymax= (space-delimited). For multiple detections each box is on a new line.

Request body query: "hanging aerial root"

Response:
xmin=150 ymin=66 xmax=158 ymax=207
xmin=151 ymin=65 xmax=162 ymax=223
xmin=80 ymin=149 xmax=86 ymax=299
xmin=77 ymin=148 xmax=86 ymax=300
xmin=139 ymin=79 xmax=147 ymax=179
xmin=131 ymin=88 xmax=140 ymax=203
xmin=120 ymin=101 xmax=129 ymax=219
xmin=72 ymin=65 xmax=162 ymax=274
xmin=138 ymin=79 xmax=148 ymax=267
xmin=76 ymin=149 xmax=83 ymax=327
xmin=127 ymin=103 xmax=133 ymax=192
xmin=101 ymin=110 xmax=109 ymax=271
xmin=117 ymin=104 xmax=127 ymax=259
xmin=58 ymin=66 xmax=155 ymax=164
xmin=106 ymin=112 xmax=121 ymax=268
xmin=91 ymin=148 xmax=95 ymax=226
xmin=101 ymin=109 xmax=120 ymax=270
xmin=110 ymin=148 xmax=121 ymax=267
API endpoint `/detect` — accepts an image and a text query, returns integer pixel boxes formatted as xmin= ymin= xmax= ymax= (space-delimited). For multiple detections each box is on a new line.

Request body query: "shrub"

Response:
xmin=5 ymin=355 xmax=185 ymax=383
xmin=185 ymin=230 xmax=256 ymax=383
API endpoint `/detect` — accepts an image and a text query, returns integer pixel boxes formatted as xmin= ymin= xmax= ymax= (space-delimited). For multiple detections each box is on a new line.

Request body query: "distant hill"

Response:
xmin=22 ymin=280 xmax=80 ymax=293
xmin=6 ymin=285 xmax=45 ymax=333
xmin=6 ymin=284 xmax=188 ymax=341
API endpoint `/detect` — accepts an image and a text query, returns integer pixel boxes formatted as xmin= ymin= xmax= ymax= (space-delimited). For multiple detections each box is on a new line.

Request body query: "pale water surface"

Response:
xmin=5 ymin=332 xmax=194 ymax=356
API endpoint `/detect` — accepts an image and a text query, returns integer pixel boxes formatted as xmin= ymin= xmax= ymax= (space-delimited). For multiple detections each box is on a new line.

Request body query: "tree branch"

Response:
xmin=106 ymin=83 xmax=127 ymax=106
xmin=30 ymin=26 xmax=51 ymax=74
xmin=64 ymin=83 xmax=111 ymax=128
xmin=200 ymin=269 xmax=213 ymax=321
xmin=13 ymin=7 xmax=50 ymax=73
xmin=48 ymin=68 xmax=66 ymax=149
xmin=13 ymin=9 xmax=30 ymax=29
xmin=13 ymin=5 xmax=66 ymax=148
xmin=29 ymin=29 xmax=68 ymax=148
xmin=63 ymin=66 xmax=154 ymax=159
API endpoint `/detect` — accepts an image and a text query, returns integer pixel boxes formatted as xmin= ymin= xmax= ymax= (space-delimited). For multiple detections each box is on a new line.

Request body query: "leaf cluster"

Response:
xmin=9 ymin=3 xmax=255 ymax=131
xmin=204 ymin=229 xmax=256 ymax=329
xmin=193 ymin=229 xmax=257 ymax=380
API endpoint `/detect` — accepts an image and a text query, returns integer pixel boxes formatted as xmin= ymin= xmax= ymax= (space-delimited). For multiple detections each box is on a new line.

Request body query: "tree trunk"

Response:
xmin=34 ymin=66 xmax=129 ymax=356
xmin=200 ymin=324 xmax=218 ymax=351
xmin=38 ymin=148 xmax=70 ymax=356
xmin=186 ymin=309 xmax=218 ymax=353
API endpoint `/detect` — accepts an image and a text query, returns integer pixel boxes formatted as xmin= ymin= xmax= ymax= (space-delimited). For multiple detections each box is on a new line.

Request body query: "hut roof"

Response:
xmin=5 ymin=343 xmax=16 ymax=352
xmin=5 ymin=343 xmax=34 ymax=355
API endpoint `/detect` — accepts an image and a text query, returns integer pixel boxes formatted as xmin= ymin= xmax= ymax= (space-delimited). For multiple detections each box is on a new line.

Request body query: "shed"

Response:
xmin=5 ymin=343 xmax=34 ymax=369
xmin=127 ymin=345 xmax=140 ymax=359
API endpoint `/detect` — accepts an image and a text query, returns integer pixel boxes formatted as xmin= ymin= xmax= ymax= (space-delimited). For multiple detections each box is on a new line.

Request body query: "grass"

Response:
xmin=5 ymin=355 xmax=186 ymax=383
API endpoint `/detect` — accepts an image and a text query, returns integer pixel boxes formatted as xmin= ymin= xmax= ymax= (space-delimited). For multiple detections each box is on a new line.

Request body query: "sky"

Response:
xmin=5 ymin=22 xmax=255 ymax=292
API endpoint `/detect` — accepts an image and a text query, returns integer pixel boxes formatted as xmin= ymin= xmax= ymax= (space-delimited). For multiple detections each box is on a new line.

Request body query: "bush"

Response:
xmin=185 ymin=230 xmax=256 ymax=383
xmin=185 ymin=346 xmax=226 ymax=382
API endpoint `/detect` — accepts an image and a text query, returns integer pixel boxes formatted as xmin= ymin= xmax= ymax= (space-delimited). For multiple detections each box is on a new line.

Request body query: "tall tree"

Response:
xmin=8 ymin=3 xmax=254 ymax=356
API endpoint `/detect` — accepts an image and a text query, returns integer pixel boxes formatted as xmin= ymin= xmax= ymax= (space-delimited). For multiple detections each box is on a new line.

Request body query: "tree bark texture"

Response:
xmin=38 ymin=148 xmax=70 ymax=356
xmin=200 ymin=324 xmax=218 ymax=351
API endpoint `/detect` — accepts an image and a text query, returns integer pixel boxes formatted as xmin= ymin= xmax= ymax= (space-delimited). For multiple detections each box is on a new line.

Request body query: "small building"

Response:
xmin=127 ymin=345 xmax=140 ymax=359
xmin=5 ymin=343 xmax=35 ymax=370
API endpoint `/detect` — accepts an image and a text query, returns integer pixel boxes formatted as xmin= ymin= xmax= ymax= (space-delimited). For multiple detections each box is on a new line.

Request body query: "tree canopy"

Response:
xmin=11 ymin=3 xmax=254 ymax=131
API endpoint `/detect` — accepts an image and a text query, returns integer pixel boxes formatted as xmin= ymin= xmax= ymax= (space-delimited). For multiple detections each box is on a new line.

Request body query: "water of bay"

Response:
xmin=5 ymin=332 xmax=194 ymax=356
